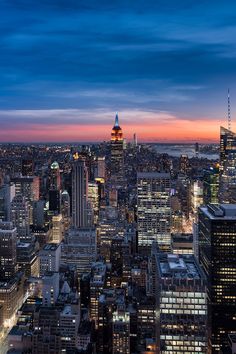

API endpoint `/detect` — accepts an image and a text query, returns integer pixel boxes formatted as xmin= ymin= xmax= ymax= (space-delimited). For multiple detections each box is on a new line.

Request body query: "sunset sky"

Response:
xmin=1 ymin=0 xmax=236 ymax=142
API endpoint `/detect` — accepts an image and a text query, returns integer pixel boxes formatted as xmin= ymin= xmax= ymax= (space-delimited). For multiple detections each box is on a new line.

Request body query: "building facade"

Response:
xmin=199 ymin=204 xmax=236 ymax=353
xmin=137 ymin=172 xmax=171 ymax=253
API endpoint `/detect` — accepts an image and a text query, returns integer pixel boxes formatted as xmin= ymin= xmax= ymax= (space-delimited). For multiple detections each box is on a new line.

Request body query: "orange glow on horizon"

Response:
xmin=0 ymin=118 xmax=224 ymax=143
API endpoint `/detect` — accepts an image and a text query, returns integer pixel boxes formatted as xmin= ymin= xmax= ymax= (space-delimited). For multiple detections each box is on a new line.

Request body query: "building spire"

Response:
xmin=228 ymin=88 xmax=231 ymax=131
xmin=115 ymin=112 xmax=119 ymax=127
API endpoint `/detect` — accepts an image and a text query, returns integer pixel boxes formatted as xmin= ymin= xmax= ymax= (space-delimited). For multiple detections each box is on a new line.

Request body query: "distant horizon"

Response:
xmin=1 ymin=1 xmax=235 ymax=143
xmin=0 ymin=140 xmax=219 ymax=145
xmin=0 ymin=108 xmax=227 ymax=144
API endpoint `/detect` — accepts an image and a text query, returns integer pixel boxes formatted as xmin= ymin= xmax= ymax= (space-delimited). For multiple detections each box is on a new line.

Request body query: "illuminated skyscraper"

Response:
xmin=72 ymin=157 xmax=88 ymax=228
xmin=11 ymin=195 xmax=31 ymax=242
xmin=112 ymin=309 xmax=130 ymax=354
xmin=203 ymin=165 xmax=219 ymax=205
xmin=0 ymin=221 xmax=17 ymax=281
xmin=48 ymin=161 xmax=61 ymax=214
xmin=95 ymin=156 xmax=106 ymax=179
xmin=137 ymin=172 xmax=171 ymax=253
xmin=50 ymin=161 xmax=61 ymax=190
xmin=199 ymin=204 xmax=236 ymax=353
xmin=191 ymin=180 xmax=203 ymax=216
xmin=152 ymin=249 xmax=207 ymax=353
xmin=179 ymin=154 xmax=189 ymax=174
xmin=219 ymin=126 xmax=236 ymax=203
xmin=110 ymin=113 xmax=124 ymax=187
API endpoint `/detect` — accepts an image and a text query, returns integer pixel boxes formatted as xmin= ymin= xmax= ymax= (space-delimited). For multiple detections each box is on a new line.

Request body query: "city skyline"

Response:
xmin=1 ymin=1 xmax=236 ymax=142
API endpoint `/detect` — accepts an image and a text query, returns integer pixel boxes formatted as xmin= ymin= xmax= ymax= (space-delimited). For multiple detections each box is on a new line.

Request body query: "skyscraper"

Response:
xmin=137 ymin=172 xmax=171 ymax=253
xmin=198 ymin=204 xmax=236 ymax=353
xmin=21 ymin=158 xmax=34 ymax=176
xmin=11 ymin=195 xmax=31 ymax=242
xmin=219 ymin=126 xmax=236 ymax=203
xmin=72 ymin=157 xmax=88 ymax=228
xmin=179 ymin=154 xmax=189 ymax=174
xmin=110 ymin=113 xmax=124 ymax=187
xmin=112 ymin=309 xmax=130 ymax=354
xmin=0 ymin=221 xmax=17 ymax=281
xmin=50 ymin=161 xmax=61 ymax=190
xmin=203 ymin=165 xmax=219 ymax=205
xmin=152 ymin=249 xmax=207 ymax=353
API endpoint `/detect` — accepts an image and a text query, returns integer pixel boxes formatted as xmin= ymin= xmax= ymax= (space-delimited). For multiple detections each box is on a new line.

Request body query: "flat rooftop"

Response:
xmin=200 ymin=204 xmax=236 ymax=220
xmin=159 ymin=254 xmax=202 ymax=280
xmin=42 ymin=243 xmax=60 ymax=251
xmin=61 ymin=304 xmax=78 ymax=316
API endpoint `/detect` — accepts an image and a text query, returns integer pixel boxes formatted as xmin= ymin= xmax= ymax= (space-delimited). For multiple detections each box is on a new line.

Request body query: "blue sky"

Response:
xmin=0 ymin=0 xmax=236 ymax=141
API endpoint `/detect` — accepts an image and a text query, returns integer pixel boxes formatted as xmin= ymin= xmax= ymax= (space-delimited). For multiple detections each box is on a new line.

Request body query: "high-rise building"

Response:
xmin=11 ymin=195 xmax=31 ymax=242
xmin=11 ymin=176 xmax=40 ymax=225
xmin=171 ymin=233 xmax=194 ymax=255
xmin=51 ymin=214 xmax=64 ymax=243
xmin=42 ymin=272 xmax=60 ymax=306
xmin=49 ymin=161 xmax=61 ymax=190
xmin=17 ymin=241 xmax=39 ymax=277
xmin=60 ymin=304 xmax=80 ymax=352
xmin=0 ymin=272 xmax=24 ymax=327
xmin=88 ymin=182 xmax=99 ymax=224
xmin=32 ymin=200 xmax=45 ymax=228
xmin=61 ymin=190 xmax=70 ymax=231
xmin=21 ymin=158 xmax=34 ymax=176
xmin=110 ymin=113 xmax=124 ymax=187
xmin=0 ymin=221 xmax=17 ymax=281
xmin=0 ymin=182 xmax=15 ymax=221
xmin=32 ymin=306 xmax=61 ymax=354
xmin=39 ymin=243 xmax=61 ymax=276
xmin=179 ymin=154 xmax=189 ymax=174
xmin=72 ymin=157 xmax=88 ymax=228
xmin=49 ymin=189 xmax=61 ymax=214
xmin=203 ymin=165 xmax=219 ymax=205
xmin=219 ymin=126 xmax=236 ymax=203
xmin=198 ymin=204 xmax=236 ymax=353
xmin=95 ymin=156 xmax=106 ymax=179
xmin=112 ymin=309 xmax=130 ymax=354
xmin=90 ymin=262 xmax=106 ymax=328
xmin=11 ymin=176 xmax=40 ymax=202
xmin=137 ymin=172 xmax=171 ymax=253
xmin=61 ymin=228 xmax=97 ymax=275
xmin=152 ymin=249 xmax=208 ymax=353
xmin=191 ymin=180 xmax=203 ymax=216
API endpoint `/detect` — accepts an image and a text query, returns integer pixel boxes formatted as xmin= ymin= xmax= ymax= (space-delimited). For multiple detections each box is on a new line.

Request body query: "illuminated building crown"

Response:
xmin=111 ymin=112 xmax=123 ymax=141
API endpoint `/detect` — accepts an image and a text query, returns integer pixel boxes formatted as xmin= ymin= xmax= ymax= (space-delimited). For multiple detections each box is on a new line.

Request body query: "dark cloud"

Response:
xmin=0 ymin=0 xmax=235 ymax=125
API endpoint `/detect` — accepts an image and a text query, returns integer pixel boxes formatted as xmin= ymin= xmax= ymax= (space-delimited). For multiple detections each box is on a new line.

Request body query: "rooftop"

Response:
xmin=158 ymin=254 xmax=202 ymax=280
xmin=200 ymin=204 xmax=236 ymax=220
xmin=137 ymin=172 xmax=170 ymax=179
xmin=61 ymin=304 xmax=78 ymax=316
xmin=42 ymin=242 xmax=61 ymax=251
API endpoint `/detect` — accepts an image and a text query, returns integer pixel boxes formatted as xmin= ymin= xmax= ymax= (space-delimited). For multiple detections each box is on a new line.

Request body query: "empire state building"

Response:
xmin=110 ymin=113 xmax=124 ymax=187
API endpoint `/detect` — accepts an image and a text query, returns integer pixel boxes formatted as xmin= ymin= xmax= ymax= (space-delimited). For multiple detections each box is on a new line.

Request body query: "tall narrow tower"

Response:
xmin=228 ymin=89 xmax=231 ymax=131
xmin=219 ymin=126 xmax=236 ymax=203
xmin=110 ymin=113 xmax=124 ymax=188
xmin=72 ymin=157 xmax=88 ymax=228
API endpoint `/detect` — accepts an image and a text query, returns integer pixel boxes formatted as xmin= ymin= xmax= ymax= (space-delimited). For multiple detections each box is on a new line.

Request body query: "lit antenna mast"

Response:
xmin=228 ymin=88 xmax=231 ymax=131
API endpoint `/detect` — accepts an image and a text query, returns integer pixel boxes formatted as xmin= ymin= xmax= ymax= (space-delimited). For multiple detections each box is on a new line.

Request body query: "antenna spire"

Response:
xmin=228 ymin=89 xmax=231 ymax=131
xmin=115 ymin=112 xmax=119 ymax=127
